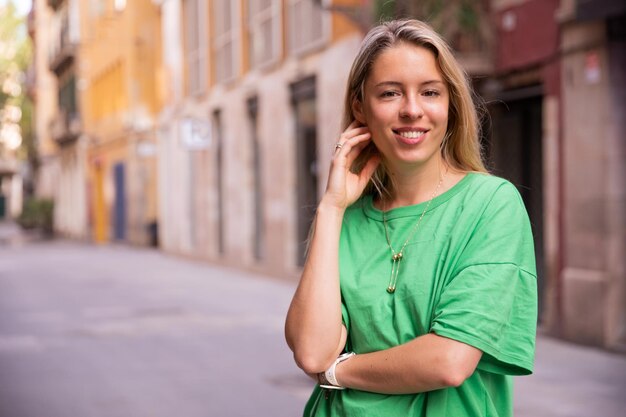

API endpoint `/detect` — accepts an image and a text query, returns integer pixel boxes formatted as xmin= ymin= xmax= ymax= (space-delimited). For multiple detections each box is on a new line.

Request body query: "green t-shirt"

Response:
xmin=304 ymin=173 xmax=538 ymax=417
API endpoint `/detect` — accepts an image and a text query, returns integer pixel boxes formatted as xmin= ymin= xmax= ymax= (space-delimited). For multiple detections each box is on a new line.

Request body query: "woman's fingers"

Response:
xmin=324 ymin=123 xmax=375 ymax=207
xmin=333 ymin=128 xmax=371 ymax=159
xmin=332 ymin=120 xmax=368 ymax=156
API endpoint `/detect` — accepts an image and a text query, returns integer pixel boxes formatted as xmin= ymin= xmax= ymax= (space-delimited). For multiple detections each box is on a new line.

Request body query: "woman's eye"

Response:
xmin=381 ymin=91 xmax=400 ymax=98
xmin=423 ymin=90 xmax=440 ymax=97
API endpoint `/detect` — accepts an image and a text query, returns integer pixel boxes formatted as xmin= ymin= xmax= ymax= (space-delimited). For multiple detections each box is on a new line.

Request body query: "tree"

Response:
xmin=0 ymin=1 xmax=33 ymax=162
xmin=314 ymin=0 xmax=492 ymax=54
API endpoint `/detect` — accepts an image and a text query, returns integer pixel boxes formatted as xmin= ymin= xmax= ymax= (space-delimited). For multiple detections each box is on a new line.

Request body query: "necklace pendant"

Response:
xmin=382 ymin=175 xmax=444 ymax=295
xmin=387 ymin=255 xmax=402 ymax=294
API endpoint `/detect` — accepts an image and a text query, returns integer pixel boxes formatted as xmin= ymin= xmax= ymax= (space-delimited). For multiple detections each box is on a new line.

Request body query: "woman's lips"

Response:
xmin=393 ymin=129 xmax=428 ymax=145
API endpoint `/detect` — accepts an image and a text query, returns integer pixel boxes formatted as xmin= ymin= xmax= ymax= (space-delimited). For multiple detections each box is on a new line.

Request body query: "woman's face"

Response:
xmin=354 ymin=42 xmax=449 ymax=172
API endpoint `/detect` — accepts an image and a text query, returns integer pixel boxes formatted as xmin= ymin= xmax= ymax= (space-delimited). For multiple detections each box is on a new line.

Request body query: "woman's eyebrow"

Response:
xmin=374 ymin=81 xmax=403 ymax=88
xmin=374 ymin=80 xmax=445 ymax=88
xmin=422 ymin=80 xmax=445 ymax=86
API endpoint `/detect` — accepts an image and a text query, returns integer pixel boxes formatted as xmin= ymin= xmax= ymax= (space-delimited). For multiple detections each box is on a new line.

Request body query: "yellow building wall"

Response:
xmin=331 ymin=0 xmax=363 ymax=42
xmin=79 ymin=0 xmax=162 ymax=244
xmin=87 ymin=138 xmax=129 ymax=243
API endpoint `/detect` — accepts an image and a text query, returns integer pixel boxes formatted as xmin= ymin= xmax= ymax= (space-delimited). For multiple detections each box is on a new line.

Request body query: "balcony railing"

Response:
xmin=48 ymin=8 xmax=76 ymax=75
xmin=50 ymin=110 xmax=82 ymax=146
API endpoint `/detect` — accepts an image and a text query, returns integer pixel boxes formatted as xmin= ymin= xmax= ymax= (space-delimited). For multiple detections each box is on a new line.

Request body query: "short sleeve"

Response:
xmin=430 ymin=182 xmax=538 ymax=375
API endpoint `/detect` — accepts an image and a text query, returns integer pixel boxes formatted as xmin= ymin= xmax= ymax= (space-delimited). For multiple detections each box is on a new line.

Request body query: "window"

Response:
xmin=212 ymin=0 xmax=239 ymax=82
xmin=247 ymin=0 xmax=281 ymax=68
xmin=287 ymin=0 xmax=328 ymax=54
xmin=184 ymin=0 xmax=208 ymax=95
xmin=58 ymin=73 xmax=77 ymax=123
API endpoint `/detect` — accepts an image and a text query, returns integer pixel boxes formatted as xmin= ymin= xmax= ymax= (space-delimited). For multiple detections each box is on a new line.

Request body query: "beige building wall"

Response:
xmin=54 ymin=139 xmax=88 ymax=238
xmin=31 ymin=0 xmax=88 ymax=239
xmin=157 ymin=0 xmax=363 ymax=276
xmin=32 ymin=0 xmax=59 ymax=199
xmin=47 ymin=0 xmax=88 ymax=240
xmin=560 ymin=18 xmax=626 ymax=349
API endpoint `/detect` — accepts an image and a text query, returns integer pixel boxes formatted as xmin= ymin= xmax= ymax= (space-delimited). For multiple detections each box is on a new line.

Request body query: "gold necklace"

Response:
xmin=382 ymin=176 xmax=444 ymax=293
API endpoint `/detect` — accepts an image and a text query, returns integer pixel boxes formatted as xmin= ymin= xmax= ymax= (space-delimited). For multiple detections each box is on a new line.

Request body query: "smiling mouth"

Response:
xmin=392 ymin=129 xmax=428 ymax=140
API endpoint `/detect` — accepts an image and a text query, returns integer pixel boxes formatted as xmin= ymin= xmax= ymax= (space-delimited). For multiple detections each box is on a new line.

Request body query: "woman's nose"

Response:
xmin=399 ymin=96 xmax=424 ymax=119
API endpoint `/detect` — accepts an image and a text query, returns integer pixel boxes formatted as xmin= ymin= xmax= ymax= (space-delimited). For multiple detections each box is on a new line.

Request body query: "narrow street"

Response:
xmin=1 ymin=225 xmax=625 ymax=416
xmin=0 ymin=229 xmax=310 ymax=417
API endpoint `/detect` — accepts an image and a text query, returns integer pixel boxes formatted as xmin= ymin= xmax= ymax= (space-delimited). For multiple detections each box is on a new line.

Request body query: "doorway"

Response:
xmin=112 ymin=162 xmax=127 ymax=241
xmin=291 ymin=77 xmax=318 ymax=267
xmin=490 ymin=89 xmax=546 ymax=319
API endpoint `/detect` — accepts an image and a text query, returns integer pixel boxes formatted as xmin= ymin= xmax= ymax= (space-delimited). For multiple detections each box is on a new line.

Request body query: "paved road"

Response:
xmin=0 ymin=226 xmax=625 ymax=416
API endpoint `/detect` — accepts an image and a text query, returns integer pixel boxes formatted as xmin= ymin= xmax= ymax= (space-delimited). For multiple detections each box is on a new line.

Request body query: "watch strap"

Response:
xmin=319 ymin=352 xmax=355 ymax=390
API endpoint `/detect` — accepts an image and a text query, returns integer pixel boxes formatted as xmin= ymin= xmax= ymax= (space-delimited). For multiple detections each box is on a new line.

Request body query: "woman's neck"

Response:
xmin=386 ymin=168 xmax=443 ymax=209
xmin=379 ymin=158 xmax=464 ymax=210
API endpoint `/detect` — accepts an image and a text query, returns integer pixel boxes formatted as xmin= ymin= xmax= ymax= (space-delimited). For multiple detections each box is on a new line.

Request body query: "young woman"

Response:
xmin=285 ymin=19 xmax=537 ymax=416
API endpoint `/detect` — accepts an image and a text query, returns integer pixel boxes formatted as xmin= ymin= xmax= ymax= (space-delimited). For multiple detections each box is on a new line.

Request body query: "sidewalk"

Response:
xmin=515 ymin=333 xmax=626 ymax=416
xmin=0 ymin=220 xmax=36 ymax=246
xmin=0 ymin=220 xmax=22 ymax=245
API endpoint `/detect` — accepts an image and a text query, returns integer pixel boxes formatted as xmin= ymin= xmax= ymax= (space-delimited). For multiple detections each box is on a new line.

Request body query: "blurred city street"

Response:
xmin=1 ymin=222 xmax=625 ymax=417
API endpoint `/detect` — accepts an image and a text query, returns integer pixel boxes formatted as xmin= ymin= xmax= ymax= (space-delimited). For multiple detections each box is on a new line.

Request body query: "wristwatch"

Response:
xmin=318 ymin=352 xmax=356 ymax=390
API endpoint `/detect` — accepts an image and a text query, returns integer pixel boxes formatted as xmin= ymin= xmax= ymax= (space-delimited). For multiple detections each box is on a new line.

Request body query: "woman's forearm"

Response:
xmin=285 ymin=201 xmax=347 ymax=373
xmin=336 ymin=333 xmax=483 ymax=394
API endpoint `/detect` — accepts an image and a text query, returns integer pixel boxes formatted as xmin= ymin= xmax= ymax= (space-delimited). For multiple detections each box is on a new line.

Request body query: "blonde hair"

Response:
xmin=345 ymin=19 xmax=488 ymax=198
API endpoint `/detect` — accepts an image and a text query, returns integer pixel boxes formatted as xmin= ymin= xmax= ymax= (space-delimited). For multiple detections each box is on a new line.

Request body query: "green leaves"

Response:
xmin=0 ymin=1 xmax=32 ymax=155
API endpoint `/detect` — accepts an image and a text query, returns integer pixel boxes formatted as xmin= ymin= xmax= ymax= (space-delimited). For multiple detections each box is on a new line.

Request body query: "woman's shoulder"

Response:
xmin=465 ymin=172 xmax=523 ymax=201
xmin=466 ymin=171 xmax=513 ymax=189
xmin=459 ymin=173 xmax=531 ymax=231
xmin=447 ymin=173 xmax=527 ymax=221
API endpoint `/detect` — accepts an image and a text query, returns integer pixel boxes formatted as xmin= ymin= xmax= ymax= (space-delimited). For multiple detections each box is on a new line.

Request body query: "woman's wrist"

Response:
xmin=319 ymin=352 xmax=356 ymax=390
xmin=318 ymin=197 xmax=348 ymax=216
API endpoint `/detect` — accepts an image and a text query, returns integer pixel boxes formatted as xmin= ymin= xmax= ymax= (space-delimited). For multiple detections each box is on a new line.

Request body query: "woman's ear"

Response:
xmin=352 ymin=99 xmax=366 ymax=125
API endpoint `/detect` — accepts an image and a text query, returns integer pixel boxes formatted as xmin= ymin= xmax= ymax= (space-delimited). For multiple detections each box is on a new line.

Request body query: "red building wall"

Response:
xmin=495 ymin=0 xmax=560 ymax=73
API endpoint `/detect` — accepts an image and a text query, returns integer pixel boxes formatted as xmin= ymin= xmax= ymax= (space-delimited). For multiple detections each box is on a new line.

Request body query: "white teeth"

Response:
xmin=398 ymin=131 xmax=424 ymax=139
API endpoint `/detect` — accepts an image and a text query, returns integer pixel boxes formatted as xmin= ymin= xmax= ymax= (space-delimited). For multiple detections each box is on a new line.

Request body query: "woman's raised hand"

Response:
xmin=322 ymin=121 xmax=381 ymax=210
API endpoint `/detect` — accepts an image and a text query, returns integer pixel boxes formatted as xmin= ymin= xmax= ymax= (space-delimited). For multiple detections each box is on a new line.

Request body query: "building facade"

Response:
xmin=28 ymin=1 xmax=58 ymax=203
xmin=46 ymin=0 xmax=88 ymax=239
xmin=31 ymin=0 xmax=162 ymax=244
xmin=80 ymin=0 xmax=162 ymax=245
xmin=556 ymin=0 xmax=625 ymax=349
xmin=155 ymin=0 xmax=365 ymax=276
xmin=488 ymin=0 xmax=625 ymax=350
xmin=29 ymin=0 xmax=88 ymax=238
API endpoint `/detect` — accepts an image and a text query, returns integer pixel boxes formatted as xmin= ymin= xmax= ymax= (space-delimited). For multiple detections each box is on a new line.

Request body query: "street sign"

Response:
xmin=180 ymin=118 xmax=212 ymax=150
